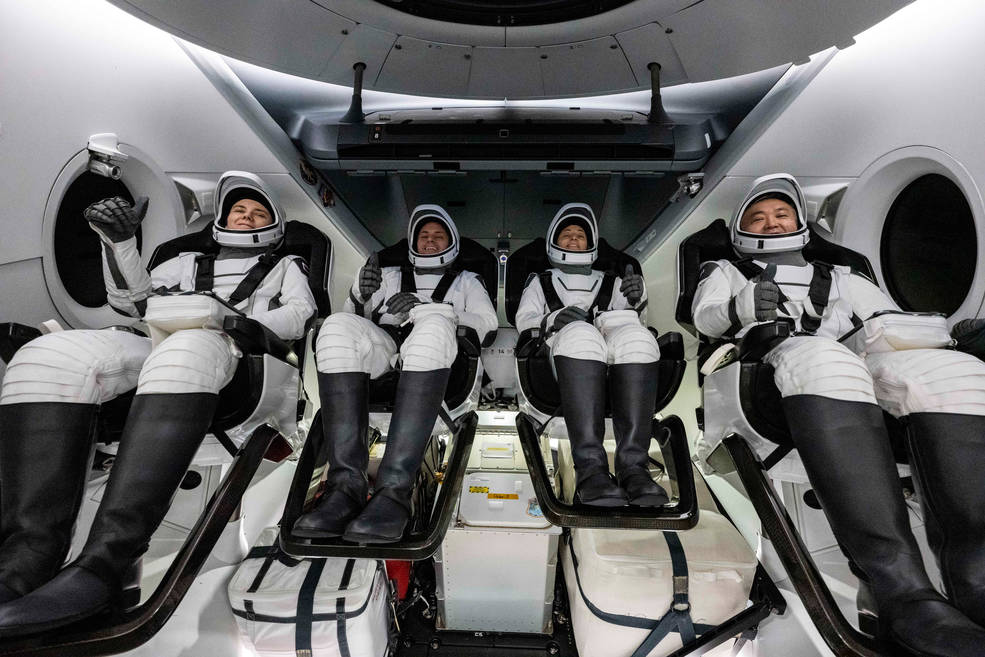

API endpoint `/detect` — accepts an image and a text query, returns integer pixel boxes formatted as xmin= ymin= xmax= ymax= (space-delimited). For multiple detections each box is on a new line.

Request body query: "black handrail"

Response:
xmin=516 ymin=413 xmax=699 ymax=529
xmin=0 ymin=424 xmax=278 ymax=657
xmin=717 ymin=435 xmax=887 ymax=657
xmin=279 ymin=412 xmax=477 ymax=560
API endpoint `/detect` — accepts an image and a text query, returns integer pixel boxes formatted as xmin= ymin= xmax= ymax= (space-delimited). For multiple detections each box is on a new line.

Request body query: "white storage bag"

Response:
xmin=562 ymin=511 xmax=758 ymax=657
xmin=228 ymin=528 xmax=391 ymax=657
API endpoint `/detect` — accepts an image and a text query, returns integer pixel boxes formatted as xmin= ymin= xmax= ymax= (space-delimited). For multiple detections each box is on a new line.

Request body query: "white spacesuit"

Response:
xmin=692 ymin=174 xmax=985 ymax=656
xmin=0 ymin=172 xmax=316 ymax=635
xmin=293 ymin=204 xmax=497 ymax=544
xmin=515 ymin=203 xmax=666 ymax=507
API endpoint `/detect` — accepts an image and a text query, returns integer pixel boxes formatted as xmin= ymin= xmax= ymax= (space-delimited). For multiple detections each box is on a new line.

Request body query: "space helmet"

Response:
xmin=546 ymin=203 xmax=598 ymax=267
xmin=212 ymin=171 xmax=285 ymax=248
xmin=407 ymin=204 xmax=460 ymax=269
xmin=730 ymin=173 xmax=809 ymax=255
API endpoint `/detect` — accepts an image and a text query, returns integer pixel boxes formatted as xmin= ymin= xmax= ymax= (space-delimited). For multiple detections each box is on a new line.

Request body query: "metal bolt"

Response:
xmin=429 ymin=638 xmax=441 ymax=650
xmin=547 ymin=641 xmax=561 ymax=655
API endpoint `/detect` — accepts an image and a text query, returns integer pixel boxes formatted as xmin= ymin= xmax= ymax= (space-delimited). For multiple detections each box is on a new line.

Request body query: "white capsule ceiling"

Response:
xmin=108 ymin=0 xmax=912 ymax=99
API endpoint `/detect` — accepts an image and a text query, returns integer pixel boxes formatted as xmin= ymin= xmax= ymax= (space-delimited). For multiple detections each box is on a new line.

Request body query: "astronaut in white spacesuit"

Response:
xmin=0 ymin=172 xmax=316 ymax=634
xmin=292 ymin=204 xmax=497 ymax=544
xmin=515 ymin=203 xmax=668 ymax=508
xmin=692 ymin=174 xmax=985 ymax=656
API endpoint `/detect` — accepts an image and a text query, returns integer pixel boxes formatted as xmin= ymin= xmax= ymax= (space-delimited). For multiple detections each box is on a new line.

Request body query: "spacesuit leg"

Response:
xmin=551 ymin=322 xmax=627 ymax=506
xmin=603 ymin=320 xmax=667 ymax=506
xmin=767 ymin=337 xmax=985 ymax=656
xmin=867 ymin=348 xmax=985 ymax=627
xmin=0 ymin=329 xmax=150 ymax=603
xmin=0 ymin=329 xmax=237 ymax=635
xmin=293 ymin=313 xmax=398 ymax=539
xmin=344 ymin=310 xmax=457 ymax=543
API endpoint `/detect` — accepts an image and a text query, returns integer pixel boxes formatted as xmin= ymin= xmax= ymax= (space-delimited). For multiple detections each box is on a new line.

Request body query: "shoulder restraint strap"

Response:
xmin=227 ymin=250 xmax=282 ymax=306
xmin=194 ymin=254 xmax=216 ymax=292
xmin=589 ymin=272 xmax=617 ymax=315
xmin=431 ymin=269 xmax=460 ymax=304
xmin=538 ymin=271 xmax=564 ymax=313
xmin=800 ymin=262 xmax=834 ymax=335
xmin=400 ymin=264 xmax=416 ymax=294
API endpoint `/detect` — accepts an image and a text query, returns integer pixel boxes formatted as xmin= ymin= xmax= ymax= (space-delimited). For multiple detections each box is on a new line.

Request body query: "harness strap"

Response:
xmin=228 ymin=250 xmax=282 ymax=306
xmin=194 ymin=254 xmax=216 ymax=292
xmin=588 ymin=272 xmax=617 ymax=315
xmin=538 ymin=272 xmax=564 ymax=313
xmin=400 ymin=265 xmax=415 ymax=294
xmin=431 ymin=271 xmax=459 ymax=303
xmin=801 ymin=262 xmax=833 ymax=335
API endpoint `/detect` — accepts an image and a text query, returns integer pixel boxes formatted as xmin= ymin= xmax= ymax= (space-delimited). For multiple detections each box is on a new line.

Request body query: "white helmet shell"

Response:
xmin=407 ymin=204 xmax=460 ymax=269
xmin=547 ymin=202 xmax=598 ymax=267
xmin=731 ymin=173 xmax=810 ymax=255
xmin=212 ymin=171 xmax=285 ymax=248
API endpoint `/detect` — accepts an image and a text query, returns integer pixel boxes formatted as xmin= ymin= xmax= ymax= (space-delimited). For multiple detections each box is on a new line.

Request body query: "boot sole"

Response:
xmin=292 ymin=526 xmax=346 ymax=539
xmin=628 ymin=493 xmax=670 ymax=507
xmin=0 ymin=604 xmax=111 ymax=638
xmin=342 ymin=529 xmax=403 ymax=544
xmin=575 ymin=496 xmax=629 ymax=508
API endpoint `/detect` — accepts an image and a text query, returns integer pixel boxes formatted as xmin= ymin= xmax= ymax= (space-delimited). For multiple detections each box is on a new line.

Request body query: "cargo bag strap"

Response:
xmin=334 ymin=558 xmax=356 ymax=657
xmin=295 ymin=559 xmax=327 ymax=657
xmin=566 ymin=532 xmax=713 ymax=655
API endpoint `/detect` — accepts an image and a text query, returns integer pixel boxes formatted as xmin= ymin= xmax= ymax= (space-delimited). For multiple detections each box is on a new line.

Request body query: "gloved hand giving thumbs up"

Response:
xmin=619 ymin=264 xmax=645 ymax=305
xmin=358 ymin=252 xmax=382 ymax=301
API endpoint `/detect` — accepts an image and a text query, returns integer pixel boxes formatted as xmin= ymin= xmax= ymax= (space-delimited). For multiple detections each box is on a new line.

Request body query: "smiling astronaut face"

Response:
xmin=416 ymin=221 xmax=450 ymax=254
xmin=739 ymin=197 xmax=799 ymax=235
xmin=226 ymin=198 xmax=274 ymax=231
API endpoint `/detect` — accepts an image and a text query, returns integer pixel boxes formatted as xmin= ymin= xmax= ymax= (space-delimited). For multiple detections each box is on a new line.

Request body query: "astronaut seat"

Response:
xmin=96 ymin=219 xmax=332 ymax=461
xmin=675 ymin=217 xmax=909 ymax=478
xmin=505 ymin=236 xmax=696 ymax=529
xmin=279 ymin=234 xmax=496 ymax=559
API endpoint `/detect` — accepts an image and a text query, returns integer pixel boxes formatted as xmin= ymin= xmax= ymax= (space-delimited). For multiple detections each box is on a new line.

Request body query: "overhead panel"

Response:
xmin=114 ymin=0 xmax=352 ymax=79
xmin=467 ymin=48 xmax=545 ymax=98
xmin=318 ymin=24 xmax=397 ymax=86
xmin=664 ymin=0 xmax=913 ymax=82
xmin=615 ymin=23 xmax=688 ymax=88
xmin=109 ymin=0 xmax=913 ymax=98
xmin=376 ymin=37 xmax=473 ymax=97
xmin=539 ymin=37 xmax=638 ymax=97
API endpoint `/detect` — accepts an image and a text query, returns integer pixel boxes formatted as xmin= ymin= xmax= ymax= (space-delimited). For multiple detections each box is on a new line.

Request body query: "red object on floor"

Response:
xmin=385 ymin=560 xmax=412 ymax=600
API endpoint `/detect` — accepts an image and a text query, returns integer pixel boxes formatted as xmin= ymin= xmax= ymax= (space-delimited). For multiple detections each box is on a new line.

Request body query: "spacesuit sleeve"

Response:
xmin=515 ymin=276 xmax=553 ymax=334
xmin=99 ymin=236 xmax=155 ymax=317
xmin=455 ymin=272 xmax=498 ymax=343
xmin=842 ymin=272 xmax=901 ymax=319
xmin=246 ymin=257 xmax=318 ymax=341
xmin=692 ymin=261 xmax=745 ymax=339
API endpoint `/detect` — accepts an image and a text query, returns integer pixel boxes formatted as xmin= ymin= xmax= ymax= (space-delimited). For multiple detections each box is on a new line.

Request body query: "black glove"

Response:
xmin=552 ymin=305 xmax=589 ymax=331
xmin=84 ymin=196 xmax=148 ymax=243
xmin=952 ymin=318 xmax=985 ymax=359
xmin=619 ymin=264 xmax=644 ymax=305
xmin=753 ymin=281 xmax=780 ymax=321
xmin=358 ymin=252 xmax=382 ymax=300
xmin=386 ymin=292 xmax=422 ymax=315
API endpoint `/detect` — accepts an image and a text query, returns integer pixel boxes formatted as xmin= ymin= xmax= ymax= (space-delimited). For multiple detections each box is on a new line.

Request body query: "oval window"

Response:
xmin=53 ymin=172 xmax=140 ymax=308
xmin=880 ymin=174 xmax=976 ymax=315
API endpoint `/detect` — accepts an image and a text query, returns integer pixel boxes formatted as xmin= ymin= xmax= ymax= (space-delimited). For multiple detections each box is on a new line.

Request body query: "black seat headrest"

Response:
xmin=373 ymin=238 xmax=498 ymax=307
xmin=148 ymin=221 xmax=332 ymax=318
xmin=504 ymin=237 xmax=641 ymax=327
xmin=675 ymin=218 xmax=877 ymax=335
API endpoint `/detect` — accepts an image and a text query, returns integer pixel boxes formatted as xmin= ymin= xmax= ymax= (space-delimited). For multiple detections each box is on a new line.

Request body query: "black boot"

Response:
xmin=610 ymin=362 xmax=669 ymax=507
xmin=0 ymin=393 xmax=217 ymax=635
xmin=293 ymin=372 xmax=370 ymax=539
xmin=344 ymin=369 xmax=450 ymax=544
xmin=0 ymin=403 xmax=97 ymax=602
xmin=555 ymin=356 xmax=627 ymax=507
xmin=782 ymin=395 xmax=985 ymax=657
xmin=906 ymin=412 xmax=985 ymax=628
